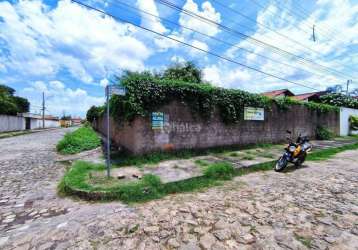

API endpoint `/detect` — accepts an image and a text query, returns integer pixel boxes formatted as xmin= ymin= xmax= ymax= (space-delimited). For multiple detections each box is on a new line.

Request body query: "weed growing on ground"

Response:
xmin=294 ymin=233 xmax=312 ymax=248
xmin=56 ymin=126 xmax=101 ymax=154
xmin=194 ymin=159 xmax=210 ymax=167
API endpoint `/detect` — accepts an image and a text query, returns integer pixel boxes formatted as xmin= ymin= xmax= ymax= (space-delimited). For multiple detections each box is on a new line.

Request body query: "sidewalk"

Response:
xmin=98 ymin=137 xmax=358 ymax=184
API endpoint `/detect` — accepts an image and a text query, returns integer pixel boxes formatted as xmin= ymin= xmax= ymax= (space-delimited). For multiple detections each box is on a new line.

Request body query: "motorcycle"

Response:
xmin=274 ymin=130 xmax=312 ymax=172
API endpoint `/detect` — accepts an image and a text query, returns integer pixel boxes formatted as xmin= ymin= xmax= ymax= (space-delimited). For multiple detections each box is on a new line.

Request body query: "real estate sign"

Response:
xmin=244 ymin=107 xmax=264 ymax=121
xmin=152 ymin=112 xmax=164 ymax=129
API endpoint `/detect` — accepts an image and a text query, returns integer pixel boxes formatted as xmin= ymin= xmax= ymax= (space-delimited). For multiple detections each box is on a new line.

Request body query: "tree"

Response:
xmin=12 ymin=96 xmax=30 ymax=113
xmin=86 ymin=106 xmax=104 ymax=122
xmin=162 ymin=61 xmax=203 ymax=83
xmin=0 ymin=84 xmax=15 ymax=96
xmin=0 ymin=84 xmax=30 ymax=115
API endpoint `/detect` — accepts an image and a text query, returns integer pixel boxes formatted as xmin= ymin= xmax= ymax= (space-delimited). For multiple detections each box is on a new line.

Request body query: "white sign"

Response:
xmin=244 ymin=107 xmax=265 ymax=121
xmin=107 ymin=85 xmax=126 ymax=96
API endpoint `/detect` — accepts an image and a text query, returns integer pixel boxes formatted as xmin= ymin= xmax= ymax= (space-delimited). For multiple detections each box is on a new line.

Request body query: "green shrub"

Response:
xmin=316 ymin=126 xmax=334 ymax=140
xmin=56 ymin=126 xmax=101 ymax=154
xmin=320 ymin=93 xmax=358 ymax=109
xmin=349 ymin=115 xmax=358 ymax=130
xmin=204 ymin=162 xmax=235 ymax=180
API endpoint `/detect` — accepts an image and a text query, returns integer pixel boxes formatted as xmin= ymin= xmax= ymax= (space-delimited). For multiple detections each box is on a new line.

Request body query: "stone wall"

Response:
xmin=94 ymin=101 xmax=339 ymax=155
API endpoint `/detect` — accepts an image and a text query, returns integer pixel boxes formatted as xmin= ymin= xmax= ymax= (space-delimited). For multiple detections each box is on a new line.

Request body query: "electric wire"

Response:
xmin=71 ymin=0 xmax=320 ymax=91
xmin=154 ymin=0 xmax=355 ymax=80
xmin=109 ymin=0 xmax=345 ymax=82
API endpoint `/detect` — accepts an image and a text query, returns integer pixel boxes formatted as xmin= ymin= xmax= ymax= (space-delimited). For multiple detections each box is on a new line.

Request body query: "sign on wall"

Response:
xmin=152 ymin=112 xmax=164 ymax=129
xmin=244 ymin=107 xmax=265 ymax=121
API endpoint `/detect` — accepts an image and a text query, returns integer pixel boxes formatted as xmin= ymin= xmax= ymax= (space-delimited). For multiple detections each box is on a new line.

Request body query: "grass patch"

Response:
xmin=194 ymin=159 xmax=210 ymax=167
xmin=204 ymin=162 xmax=235 ymax=180
xmin=307 ymin=142 xmax=358 ymax=161
xmin=241 ymin=155 xmax=255 ymax=160
xmin=56 ymin=126 xmax=101 ymax=155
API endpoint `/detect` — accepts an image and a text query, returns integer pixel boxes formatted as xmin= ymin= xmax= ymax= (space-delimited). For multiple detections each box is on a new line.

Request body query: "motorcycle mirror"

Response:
xmin=286 ymin=130 xmax=292 ymax=134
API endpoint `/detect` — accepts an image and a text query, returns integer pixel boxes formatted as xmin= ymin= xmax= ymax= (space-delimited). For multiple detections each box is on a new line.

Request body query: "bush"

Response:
xmin=316 ymin=126 xmax=334 ymax=140
xmin=56 ymin=126 xmax=101 ymax=154
xmin=204 ymin=162 xmax=235 ymax=180
xmin=319 ymin=93 xmax=358 ymax=109
xmin=349 ymin=115 xmax=358 ymax=130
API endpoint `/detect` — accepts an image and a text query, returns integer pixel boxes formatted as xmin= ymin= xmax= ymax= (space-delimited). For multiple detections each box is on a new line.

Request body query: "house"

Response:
xmin=292 ymin=91 xmax=328 ymax=102
xmin=261 ymin=89 xmax=295 ymax=98
xmin=71 ymin=117 xmax=83 ymax=126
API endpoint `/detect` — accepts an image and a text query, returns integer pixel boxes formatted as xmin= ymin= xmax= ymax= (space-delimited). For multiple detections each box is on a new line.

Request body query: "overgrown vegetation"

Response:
xmin=60 ymin=141 xmax=358 ymax=202
xmin=0 ymin=84 xmax=30 ymax=115
xmin=87 ymin=63 xmax=337 ymax=124
xmin=349 ymin=115 xmax=358 ymax=130
xmin=316 ymin=125 xmax=334 ymax=140
xmin=319 ymin=93 xmax=358 ymax=109
xmin=56 ymin=126 xmax=101 ymax=154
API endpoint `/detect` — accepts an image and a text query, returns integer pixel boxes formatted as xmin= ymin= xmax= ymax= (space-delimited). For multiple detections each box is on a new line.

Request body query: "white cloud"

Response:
xmin=100 ymin=78 xmax=109 ymax=87
xmin=190 ymin=40 xmax=209 ymax=53
xmin=179 ymin=0 xmax=221 ymax=37
xmin=136 ymin=0 xmax=167 ymax=34
xmin=0 ymin=0 xmax=151 ymax=83
xmin=22 ymin=81 xmax=104 ymax=117
xmin=170 ymin=55 xmax=186 ymax=63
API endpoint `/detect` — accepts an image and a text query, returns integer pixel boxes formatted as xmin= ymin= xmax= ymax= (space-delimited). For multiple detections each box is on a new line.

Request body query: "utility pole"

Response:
xmin=42 ymin=92 xmax=45 ymax=129
xmin=312 ymin=25 xmax=316 ymax=42
xmin=346 ymin=80 xmax=352 ymax=96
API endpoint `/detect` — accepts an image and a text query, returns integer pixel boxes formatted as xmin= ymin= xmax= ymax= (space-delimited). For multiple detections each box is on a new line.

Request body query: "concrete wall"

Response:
xmin=94 ymin=101 xmax=340 ymax=155
xmin=0 ymin=115 xmax=25 ymax=132
xmin=35 ymin=120 xmax=60 ymax=129
xmin=340 ymin=107 xmax=358 ymax=136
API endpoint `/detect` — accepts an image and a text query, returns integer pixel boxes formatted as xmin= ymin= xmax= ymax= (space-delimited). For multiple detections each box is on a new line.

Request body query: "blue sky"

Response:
xmin=0 ymin=0 xmax=357 ymax=117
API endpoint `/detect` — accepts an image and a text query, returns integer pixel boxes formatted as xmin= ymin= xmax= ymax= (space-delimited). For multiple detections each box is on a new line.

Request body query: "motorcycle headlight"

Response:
xmin=288 ymin=146 xmax=296 ymax=152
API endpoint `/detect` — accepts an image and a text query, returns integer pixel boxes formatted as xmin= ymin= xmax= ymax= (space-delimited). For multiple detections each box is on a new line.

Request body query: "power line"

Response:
xmin=277 ymin=0 xmax=350 ymax=44
xmin=155 ymin=0 xmax=355 ymax=80
xmin=210 ymin=0 xmax=331 ymax=60
xmin=108 ymin=0 xmax=344 ymax=82
xmin=251 ymin=0 xmax=348 ymax=45
xmin=71 ymin=0 xmax=320 ymax=91
xmin=211 ymin=0 xmax=354 ymax=74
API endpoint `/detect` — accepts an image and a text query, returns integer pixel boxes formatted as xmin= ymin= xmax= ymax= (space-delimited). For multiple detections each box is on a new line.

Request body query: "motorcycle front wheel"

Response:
xmin=274 ymin=156 xmax=288 ymax=172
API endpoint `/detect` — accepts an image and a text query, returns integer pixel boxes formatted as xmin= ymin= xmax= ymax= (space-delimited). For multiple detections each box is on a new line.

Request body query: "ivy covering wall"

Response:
xmin=88 ymin=72 xmax=338 ymax=124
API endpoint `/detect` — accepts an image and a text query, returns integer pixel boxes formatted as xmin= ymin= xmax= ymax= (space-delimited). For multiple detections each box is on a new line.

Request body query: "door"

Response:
xmin=25 ymin=118 xmax=31 ymax=130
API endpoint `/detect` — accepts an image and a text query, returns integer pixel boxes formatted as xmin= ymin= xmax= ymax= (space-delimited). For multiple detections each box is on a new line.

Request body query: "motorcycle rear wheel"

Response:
xmin=275 ymin=156 xmax=288 ymax=172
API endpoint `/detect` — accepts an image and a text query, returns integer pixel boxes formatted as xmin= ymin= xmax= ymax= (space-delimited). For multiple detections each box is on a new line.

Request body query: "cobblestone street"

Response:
xmin=0 ymin=130 xmax=358 ymax=249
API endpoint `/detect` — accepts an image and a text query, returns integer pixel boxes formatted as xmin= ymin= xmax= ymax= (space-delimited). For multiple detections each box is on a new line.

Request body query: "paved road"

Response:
xmin=0 ymin=130 xmax=358 ymax=249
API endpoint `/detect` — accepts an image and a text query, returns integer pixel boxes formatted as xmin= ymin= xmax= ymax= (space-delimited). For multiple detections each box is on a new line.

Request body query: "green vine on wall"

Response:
xmin=88 ymin=72 xmax=338 ymax=124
